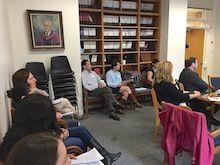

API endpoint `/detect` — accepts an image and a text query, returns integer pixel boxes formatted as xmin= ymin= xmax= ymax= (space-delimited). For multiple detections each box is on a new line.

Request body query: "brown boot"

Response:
xmin=120 ymin=98 xmax=134 ymax=110
xmin=129 ymin=93 xmax=142 ymax=109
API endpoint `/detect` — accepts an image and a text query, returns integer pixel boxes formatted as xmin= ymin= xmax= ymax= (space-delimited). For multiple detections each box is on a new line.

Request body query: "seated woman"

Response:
xmin=0 ymin=94 xmax=121 ymax=165
xmin=153 ymin=61 xmax=220 ymax=126
xmin=5 ymin=133 xmax=71 ymax=165
xmin=142 ymin=58 xmax=159 ymax=88
xmin=11 ymin=68 xmax=80 ymax=119
xmin=106 ymin=60 xmax=142 ymax=108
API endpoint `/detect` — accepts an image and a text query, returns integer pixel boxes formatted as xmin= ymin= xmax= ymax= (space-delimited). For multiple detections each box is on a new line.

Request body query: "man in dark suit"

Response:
xmin=179 ymin=57 xmax=208 ymax=93
xmin=179 ymin=57 xmax=220 ymax=126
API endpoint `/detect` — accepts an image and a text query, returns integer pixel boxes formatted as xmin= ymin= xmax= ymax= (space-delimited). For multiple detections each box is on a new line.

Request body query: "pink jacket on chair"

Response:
xmin=159 ymin=103 xmax=214 ymax=165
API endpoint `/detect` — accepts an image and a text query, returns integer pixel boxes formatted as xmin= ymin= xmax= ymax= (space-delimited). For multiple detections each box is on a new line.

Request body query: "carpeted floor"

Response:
xmin=80 ymin=102 xmax=220 ymax=165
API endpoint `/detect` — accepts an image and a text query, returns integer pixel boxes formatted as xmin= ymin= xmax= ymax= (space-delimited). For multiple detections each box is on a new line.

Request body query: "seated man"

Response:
xmin=142 ymin=58 xmax=159 ymax=88
xmin=179 ymin=57 xmax=209 ymax=93
xmin=81 ymin=60 xmax=124 ymax=121
xmin=106 ymin=60 xmax=142 ymax=108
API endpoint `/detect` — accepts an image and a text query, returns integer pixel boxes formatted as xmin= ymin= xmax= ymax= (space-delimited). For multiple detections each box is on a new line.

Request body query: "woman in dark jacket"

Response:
xmin=153 ymin=61 xmax=220 ymax=126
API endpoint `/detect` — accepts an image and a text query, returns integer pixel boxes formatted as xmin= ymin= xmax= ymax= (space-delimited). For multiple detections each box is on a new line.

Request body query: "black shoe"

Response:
xmin=113 ymin=102 xmax=126 ymax=110
xmin=115 ymin=109 xmax=126 ymax=114
xmin=109 ymin=112 xmax=120 ymax=121
xmin=103 ymin=152 xmax=121 ymax=165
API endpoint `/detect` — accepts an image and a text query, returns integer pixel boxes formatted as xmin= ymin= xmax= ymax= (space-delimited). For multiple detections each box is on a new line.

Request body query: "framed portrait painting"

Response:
xmin=27 ymin=10 xmax=65 ymax=49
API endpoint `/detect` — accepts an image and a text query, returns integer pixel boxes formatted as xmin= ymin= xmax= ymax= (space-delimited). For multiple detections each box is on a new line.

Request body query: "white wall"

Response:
xmin=201 ymin=10 xmax=215 ymax=81
xmin=160 ymin=0 xmax=188 ymax=79
xmin=160 ymin=0 xmax=169 ymax=61
xmin=188 ymin=0 xmax=213 ymax=10
xmin=212 ymin=0 xmax=220 ymax=74
xmin=6 ymin=0 xmax=83 ymax=114
xmin=0 ymin=0 xmax=14 ymax=140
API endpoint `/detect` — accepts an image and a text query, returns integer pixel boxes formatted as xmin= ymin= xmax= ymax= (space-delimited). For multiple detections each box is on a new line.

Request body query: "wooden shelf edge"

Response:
xmin=140 ymin=61 xmax=152 ymax=64
xmin=80 ymin=24 xmax=102 ymax=27
xmin=80 ymin=8 xmax=101 ymax=12
xmin=81 ymin=39 xmax=102 ymax=41
xmin=91 ymin=65 xmax=103 ymax=67
xmin=123 ymin=63 xmax=138 ymax=66
xmin=81 ymin=52 xmax=102 ymax=55
xmin=140 ymin=51 xmax=158 ymax=53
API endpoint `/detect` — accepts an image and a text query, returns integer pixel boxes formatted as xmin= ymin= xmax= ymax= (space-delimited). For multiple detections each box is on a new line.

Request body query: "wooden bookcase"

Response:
xmin=79 ymin=0 xmax=160 ymax=74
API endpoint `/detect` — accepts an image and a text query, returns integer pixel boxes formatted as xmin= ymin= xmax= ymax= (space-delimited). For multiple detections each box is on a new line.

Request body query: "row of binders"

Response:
xmin=104 ymin=0 xmax=137 ymax=10
xmin=79 ymin=0 xmax=155 ymax=11
xmin=81 ymin=28 xmax=96 ymax=37
xmin=104 ymin=15 xmax=137 ymax=24
xmin=82 ymin=41 xmax=155 ymax=50
xmin=104 ymin=29 xmax=136 ymax=37
xmin=81 ymin=28 xmax=154 ymax=37
xmin=104 ymin=15 xmax=153 ymax=25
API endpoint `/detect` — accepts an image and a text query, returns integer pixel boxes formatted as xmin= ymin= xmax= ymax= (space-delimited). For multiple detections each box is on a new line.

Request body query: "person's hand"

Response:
xmin=56 ymin=112 xmax=63 ymax=120
xmin=120 ymin=81 xmax=127 ymax=86
xmin=98 ymin=83 xmax=105 ymax=88
xmin=60 ymin=128 xmax=69 ymax=140
xmin=68 ymin=154 xmax=77 ymax=159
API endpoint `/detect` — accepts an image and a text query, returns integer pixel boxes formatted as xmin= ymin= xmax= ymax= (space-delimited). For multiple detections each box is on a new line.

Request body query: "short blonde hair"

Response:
xmin=153 ymin=61 xmax=173 ymax=85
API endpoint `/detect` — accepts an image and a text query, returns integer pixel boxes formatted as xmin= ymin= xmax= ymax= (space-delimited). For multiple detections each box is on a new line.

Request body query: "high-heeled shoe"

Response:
xmin=133 ymin=102 xmax=143 ymax=108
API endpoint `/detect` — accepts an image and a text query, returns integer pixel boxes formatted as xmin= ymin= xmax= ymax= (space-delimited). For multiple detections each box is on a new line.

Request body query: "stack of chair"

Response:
xmin=50 ymin=56 xmax=77 ymax=106
xmin=26 ymin=62 xmax=49 ymax=93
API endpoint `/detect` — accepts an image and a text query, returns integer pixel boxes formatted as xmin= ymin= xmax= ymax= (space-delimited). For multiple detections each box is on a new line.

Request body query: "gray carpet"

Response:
xmin=80 ymin=103 xmax=220 ymax=165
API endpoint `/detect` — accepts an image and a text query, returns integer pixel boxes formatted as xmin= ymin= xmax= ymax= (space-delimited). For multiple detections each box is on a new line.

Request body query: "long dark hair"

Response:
xmin=5 ymin=133 xmax=60 ymax=165
xmin=12 ymin=68 xmax=30 ymax=86
xmin=13 ymin=94 xmax=60 ymax=134
xmin=7 ymin=83 xmax=31 ymax=107
xmin=0 ymin=94 xmax=61 ymax=162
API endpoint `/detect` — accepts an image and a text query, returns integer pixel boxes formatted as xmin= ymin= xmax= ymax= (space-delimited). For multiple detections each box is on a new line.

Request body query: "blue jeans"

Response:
xmin=64 ymin=126 xmax=92 ymax=151
xmin=64 ymin=137 xmax=86 ymax=151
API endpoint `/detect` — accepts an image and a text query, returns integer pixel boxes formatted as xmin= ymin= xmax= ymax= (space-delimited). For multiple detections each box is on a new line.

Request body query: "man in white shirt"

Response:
xmin=81 ymin=60 xmax=124 ymax=121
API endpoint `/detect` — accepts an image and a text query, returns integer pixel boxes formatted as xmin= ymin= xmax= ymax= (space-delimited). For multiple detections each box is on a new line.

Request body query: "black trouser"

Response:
xmin=188 ymin=99 xmax=218 ymax=122
xmin=89 ymin=87 xmax=117 ymax=112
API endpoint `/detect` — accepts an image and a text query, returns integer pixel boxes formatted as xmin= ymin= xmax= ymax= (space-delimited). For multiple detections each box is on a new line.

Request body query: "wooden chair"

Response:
xmin=161 ymin=102 xmax=220 ymax=165
xmin=82 ymin=87 xmax=123 ymax=116
xmin=208 ymin=75 xmax=220 ymax=90
xmin=210 ymin=129 xmax=220 ymax=154
xmin=151 ymin=88 xmax=163 ymax=141
xmin=175 ymin=79 xmax=185 ymax=92
xmin=82 ymin=87 xmax=103 ymax=118
xmin=66 ymin=145 xmax=83 ymax=156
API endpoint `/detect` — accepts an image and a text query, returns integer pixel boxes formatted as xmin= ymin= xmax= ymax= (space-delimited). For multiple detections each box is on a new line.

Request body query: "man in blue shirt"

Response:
xmin=106 ymin=61 xmax=142 ymax=108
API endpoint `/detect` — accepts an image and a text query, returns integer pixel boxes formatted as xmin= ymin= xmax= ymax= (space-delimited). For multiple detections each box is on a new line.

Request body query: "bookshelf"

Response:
xmin=79 ymin=0 xmax=160 ymax=74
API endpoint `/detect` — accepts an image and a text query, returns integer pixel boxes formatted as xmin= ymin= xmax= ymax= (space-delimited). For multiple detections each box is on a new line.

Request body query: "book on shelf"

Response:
xmin=91 ymin=54 xmax=98 ymax=63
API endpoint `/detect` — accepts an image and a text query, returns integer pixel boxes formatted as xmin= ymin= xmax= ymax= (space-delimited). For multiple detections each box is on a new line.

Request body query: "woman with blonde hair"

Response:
xmin=153 ymin=61 xmax=220 ymax=126
xmin=153 ymin=61 xmax=200 ymax=105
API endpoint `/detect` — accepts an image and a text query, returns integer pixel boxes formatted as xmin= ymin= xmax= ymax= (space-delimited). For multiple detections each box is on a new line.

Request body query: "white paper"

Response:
xmin=135 ymin=87 xmax=147 ymax=91
xmin=62 ymin=112 xmax=74 ymax=117
xmin=77 ymin=161 xmax=104 ymax=165
xmin=71 ymin=148 xmax=104 ymax=165
xmin=91 ymin=55 xmax=98 ymax=63
xmin=183 ymin=91 xmax=191 ymax=94
xmin=208 ymin=96 xmax=220 ymax=102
